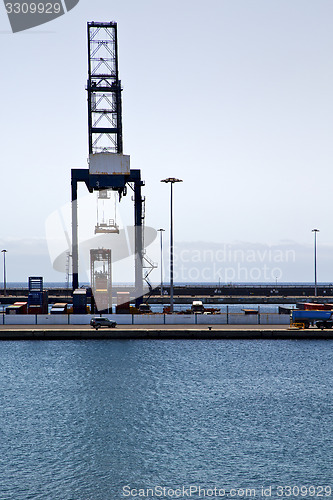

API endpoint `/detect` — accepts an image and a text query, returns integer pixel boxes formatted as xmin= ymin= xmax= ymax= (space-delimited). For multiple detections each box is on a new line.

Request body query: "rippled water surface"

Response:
xmin=0 ymin=340 xmax=332 ymax=499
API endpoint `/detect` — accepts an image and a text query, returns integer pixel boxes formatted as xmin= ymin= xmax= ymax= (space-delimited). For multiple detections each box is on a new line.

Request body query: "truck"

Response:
xmin=290 ymin=310 xmax=333 ymax=329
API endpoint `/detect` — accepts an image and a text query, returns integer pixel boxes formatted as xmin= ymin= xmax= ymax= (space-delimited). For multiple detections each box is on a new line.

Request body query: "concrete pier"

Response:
xmin=0 ymin=325 xmax=332 ymax=340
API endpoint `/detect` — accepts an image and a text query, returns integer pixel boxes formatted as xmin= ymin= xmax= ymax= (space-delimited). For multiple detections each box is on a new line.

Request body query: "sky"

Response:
xmin=0 ymin=0 xmax=333 ymax=284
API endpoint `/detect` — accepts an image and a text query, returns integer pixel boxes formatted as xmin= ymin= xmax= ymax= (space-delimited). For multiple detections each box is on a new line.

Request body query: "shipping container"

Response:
xmin=292 ymin=310 xmax=332 ymax=321
xmin=116 ymin=305 xmax=131 ymax=314
xmin=14 ymin=302 xmax=28 ymax=314
xmin=117 ymin=291 xmax=130 ymax=306
xmin=28 ymin=305 xmax=42 ymax=314
xmin=6 ymin=305 xmax=23 ymax=315
xmin=73 ymin=289 xmax=87 ymax=314
xmin=303 ymin=303 xmax=333 ymax=311
xmin=50 ymin=303 xmax=68 ymax=314
xmin=29 ymin=276 xmax=43 ymax=292
xmin=94 ymin=291 xmax=111 ymax=313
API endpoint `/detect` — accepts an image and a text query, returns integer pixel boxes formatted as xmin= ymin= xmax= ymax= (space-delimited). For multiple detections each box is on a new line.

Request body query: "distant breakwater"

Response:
xmin=1 ymin=283 xmax=333 ymax=303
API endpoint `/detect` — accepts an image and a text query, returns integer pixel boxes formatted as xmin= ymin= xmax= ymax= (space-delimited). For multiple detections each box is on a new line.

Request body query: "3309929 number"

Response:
xmin=276 ymin=485 xmax=332 ymax=497
xmin=5 ymin=3 xmax=61 ymax=14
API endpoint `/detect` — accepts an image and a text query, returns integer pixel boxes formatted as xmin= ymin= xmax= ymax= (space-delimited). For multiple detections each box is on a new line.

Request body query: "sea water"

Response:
xmin=0 ymin=339 xmax=332 ymax=499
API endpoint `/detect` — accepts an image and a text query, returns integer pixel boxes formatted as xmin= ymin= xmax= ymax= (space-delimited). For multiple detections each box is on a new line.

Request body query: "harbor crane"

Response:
xmin=71 ymin=22 xmax=144 ymax=306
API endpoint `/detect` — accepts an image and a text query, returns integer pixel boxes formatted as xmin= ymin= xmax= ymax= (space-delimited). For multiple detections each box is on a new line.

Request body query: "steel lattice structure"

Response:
xmin=87 ymin=22 xmax=123 ymax=154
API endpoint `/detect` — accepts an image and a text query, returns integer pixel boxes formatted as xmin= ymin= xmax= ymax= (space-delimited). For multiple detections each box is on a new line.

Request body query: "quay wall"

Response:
xmin=0 ymin=328 xmax=332 ymax=340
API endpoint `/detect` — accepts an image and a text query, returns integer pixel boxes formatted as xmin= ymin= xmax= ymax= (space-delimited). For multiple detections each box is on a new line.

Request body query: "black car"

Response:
xmin=90 ymin=317 xmax=117 ymax=329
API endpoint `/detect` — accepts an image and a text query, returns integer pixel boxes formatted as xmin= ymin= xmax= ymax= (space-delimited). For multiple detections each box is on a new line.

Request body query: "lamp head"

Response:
xmin=161 ymin=178 xmax=183 ymax=184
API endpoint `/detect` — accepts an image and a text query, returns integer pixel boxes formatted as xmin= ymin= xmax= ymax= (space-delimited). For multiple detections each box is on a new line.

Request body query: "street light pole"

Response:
xmin=312 ymin=229 xmax=319 ymax=297
xmin=1 ymin=250 xmax=7 ymax=296
xmin=157 ymin=229 xmax=165 ymax=296
xmin=161 ymin=177 xmax=183 ymax=313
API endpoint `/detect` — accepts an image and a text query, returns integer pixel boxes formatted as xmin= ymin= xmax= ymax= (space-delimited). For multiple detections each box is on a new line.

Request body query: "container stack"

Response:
xmin=73 ymin=289 xmax=87 ymax=314
xmin=27 ymin=277 xmax=48 ymax=314
xmin=50 ymin=303 xmax=68 ymax=314
xmin=6 ymin=302 xmax=28 ymax=314
xmin=116 ymin=291 xmax=131 ymax=314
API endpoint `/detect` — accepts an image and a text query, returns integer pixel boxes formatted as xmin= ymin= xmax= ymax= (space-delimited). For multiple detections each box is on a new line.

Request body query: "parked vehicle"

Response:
xmin=191 ymin=301 xmax=205 ymax=313
xmin=290 ymin=310 xmax=333 ymax=329
xmin=138 ymin=303 xmax=152 ymax=313
xmin=90 ymin=317 xmax=117 ymax=329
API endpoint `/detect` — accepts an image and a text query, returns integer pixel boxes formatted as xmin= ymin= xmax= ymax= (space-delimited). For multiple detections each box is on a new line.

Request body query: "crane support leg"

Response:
xmin=71 ymin=169 xmax=90 ymax=292
xmin=134 ymin=176 xmax=144 ymax=307
xmin=71 ymin=173 xmax=79 ymax=291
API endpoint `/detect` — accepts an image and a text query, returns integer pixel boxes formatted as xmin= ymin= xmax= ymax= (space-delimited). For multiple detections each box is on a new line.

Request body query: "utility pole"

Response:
xmin=1 ymin=250 xmax=7 ymax=296
xmin=312 ymin=229 xmax=319 ymax=297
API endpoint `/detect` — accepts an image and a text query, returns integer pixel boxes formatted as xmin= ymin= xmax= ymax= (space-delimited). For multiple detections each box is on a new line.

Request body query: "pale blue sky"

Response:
xmin=0 ymin=0 xmax=332 ymax=282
